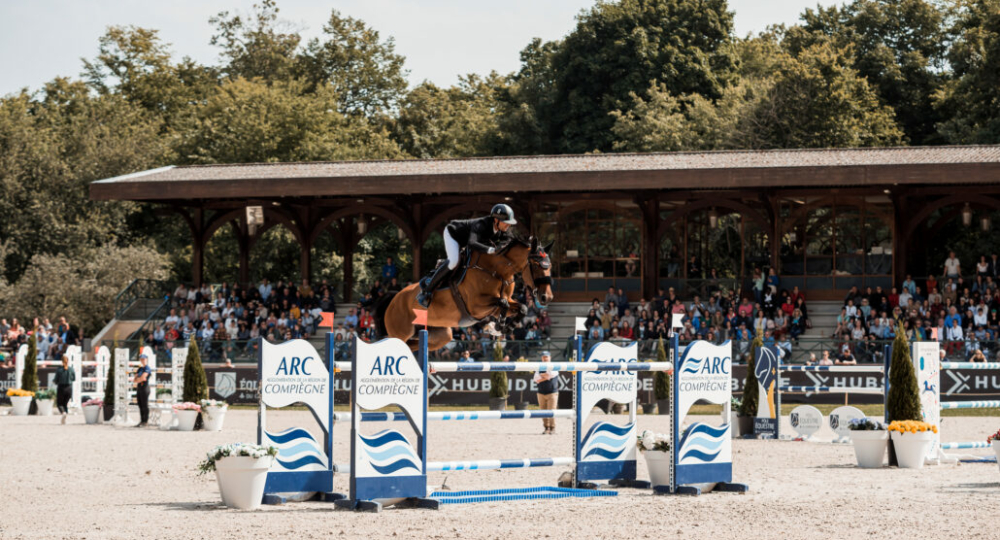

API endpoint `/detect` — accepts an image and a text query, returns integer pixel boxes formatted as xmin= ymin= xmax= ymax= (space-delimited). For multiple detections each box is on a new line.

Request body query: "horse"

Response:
xmin=374 ymin=236 xmax=554 ymax=352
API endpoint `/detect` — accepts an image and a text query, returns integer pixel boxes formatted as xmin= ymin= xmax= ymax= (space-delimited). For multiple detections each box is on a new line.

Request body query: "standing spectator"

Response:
xmin=944 ymin=251 xmax=961 ymax=280
xmin=382 ymin=257 xmax=399 ymax=281
xmin=765 ymin=268 xmax=780 ymax=294
xmin=752 ymin=268 xmax=764 ymax=304
xmin=54 ymin=354 xmax=76 ymax=424
xmin=902 ymin=275 xmax=917 ymax=296
xmin=133 ymin=354 xmax=152 ymax=427
xmin=534 ymin=351 xmax=559 ymax=435
xmin=977 ymin=256 xmax=990 ymax=278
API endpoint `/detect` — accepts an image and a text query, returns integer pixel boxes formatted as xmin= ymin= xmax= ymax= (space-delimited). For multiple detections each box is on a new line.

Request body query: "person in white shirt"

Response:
xmin=946 ymin=320 xmax=963 ymax=341
xmin=844 ymin=300 xmax=858 ymax=319
xmin=898 ymin=290 xmax=912 ymax=307
xmin=259 ymin=279 xmax=272 ymax=301
xmin=165 ymin=309 xmax=180 ymax=327
xmin=944 ymin=251 xmax=961 ymax=279
xmin=974 ymin=306 xmax=988 ymax=327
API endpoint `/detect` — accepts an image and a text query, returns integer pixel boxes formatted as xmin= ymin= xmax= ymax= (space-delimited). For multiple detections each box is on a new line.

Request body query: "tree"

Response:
xmin=489 ymin=340 xmax=509 ymax=400
xmin=21 ymin=334 xmax=38 ymax=393
xmin=393 ymin=74 xmax=506 ymax=158
xmin=209 ymin=0 xmax=301 ymax=81
xmin=297 ymin=9 xmax=409 ymax=117
xmin=654 ymin=337 xmax=670 ymax=401
xmin=739 ymin=335 xmax=763 ymax=417
xmin=783 ymin=0 xmax=950 ymax=145
xmin=182 ymin=338 xmax=208 ymax=404
xmin=175 ymin=78 xmax=403 ymax=165
xmin=887 ymin=321 xmax=922 ymax=422
xmin=513 ymin=0 xmax=737 ymax=153
xmin=936 ymin=0 xmax=1000 ymax=144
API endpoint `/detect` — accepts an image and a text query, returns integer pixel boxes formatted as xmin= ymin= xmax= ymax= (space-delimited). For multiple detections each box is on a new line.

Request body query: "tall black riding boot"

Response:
xmin=417 ymin=263 xmax=450 ymax=308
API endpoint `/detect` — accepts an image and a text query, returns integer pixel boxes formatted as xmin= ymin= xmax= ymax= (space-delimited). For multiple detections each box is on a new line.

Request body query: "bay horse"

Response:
xmin=374 ymin=236 xmax=554 ymax=352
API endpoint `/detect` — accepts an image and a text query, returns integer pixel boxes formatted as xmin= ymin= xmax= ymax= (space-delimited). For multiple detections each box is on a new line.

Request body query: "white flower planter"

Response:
xmin=83 ymin=405 xmax=102 ymax=424
xmin=36 ymin=399 xmax=54 ymax=416
xmin=202 ymin=406 xmax=227 ymax=432
xmin=215 ymin=456 xmax=273 ymax=510
xmin=175 ymin=409 xmax=199 ymax=431
xmin=992 ymin=441 xmax=1000 ymax=474
xmin=850 ymin=430 xmax=888 ymax=468
xmin=890 ymin=430 xmax=935 ymax=469
xmin=10 ymin=396 xmax=32 ymax=416
xmin=643 ymin=450 xmax=671 ymax=488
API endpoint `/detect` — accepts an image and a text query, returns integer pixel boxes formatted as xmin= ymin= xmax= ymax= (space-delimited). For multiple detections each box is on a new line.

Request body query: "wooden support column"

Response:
xmin=340 ymin=220 xmax=356 ymax=303
xmin=640 ymin=196 xmax=659 ymax=299
xmin=892 ymin=193 xmax=907 ymax=285
xmin=236 ymin=215 xmax=250 ymax=287
xmin=192 ymin=208 xmax=204 ymax=286
xmin=768 ymin=193 xmax=780 ymax=272
xmin=412 ymin=203 xmax=423 ymax=283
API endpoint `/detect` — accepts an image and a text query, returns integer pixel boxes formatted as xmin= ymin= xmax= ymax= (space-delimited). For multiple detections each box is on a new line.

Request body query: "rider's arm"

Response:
xmin=466 ymin=230 xmax=496 ymax=254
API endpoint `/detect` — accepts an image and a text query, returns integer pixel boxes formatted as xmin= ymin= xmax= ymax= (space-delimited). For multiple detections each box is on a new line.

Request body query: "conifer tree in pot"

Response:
xmin=182 ymin=339 xmax=209 ymax=428
xmin=654 ymin=337 xmax=671 ymax=415
xmin=886 ymin=321 xmax=923 ymax=465
xmin=488 ymin=341 xmax=508 ymax=411
xmin=23 ymin=334 xmax=39 ymax=414
xmin=735 ymin=335 xmax=763 ymax=437
xmin=102 ymin=336 xmax=118 ymax=421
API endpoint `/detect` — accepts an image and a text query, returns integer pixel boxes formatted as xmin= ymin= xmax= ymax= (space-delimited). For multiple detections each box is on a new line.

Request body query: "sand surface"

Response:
xmin=1 ymin=408 xmax=999 ymax=540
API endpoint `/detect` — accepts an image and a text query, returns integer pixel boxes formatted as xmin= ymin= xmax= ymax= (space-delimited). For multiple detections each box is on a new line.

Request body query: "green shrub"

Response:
xmin=886 ymin=321 xmax=922 ymax=422
xmin=182 ymin=339 xmax=209 ymax=403
xmin=21 ymin=334 xmax=38 ymax=393
xmin=654 ymin=337 xmax=670 ymax=400
xmin=739 ymin=335 xmax=762 ymax=417
xmin=489 ymin=341 xmax=508 ymax=399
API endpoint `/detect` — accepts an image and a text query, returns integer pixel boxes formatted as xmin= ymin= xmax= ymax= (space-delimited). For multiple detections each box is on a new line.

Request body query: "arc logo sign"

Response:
xmin=674 ymin=340 xmax=733 ymax=487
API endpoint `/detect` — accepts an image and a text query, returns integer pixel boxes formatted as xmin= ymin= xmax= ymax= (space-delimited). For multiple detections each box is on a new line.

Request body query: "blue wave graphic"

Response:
xmin=371 ymin=458 xmax=420 ymax=475
xmin=679 ymin=448 xmax=722 ymax=462
xmin=360 ymin=430 xmax=410 ymax=447
xmin=680 ymin=357 xmax=704 ymax=374
xmin=584 ymin=446 xmax=627 ymax=460
xmin=277 ymin=454 xmax=326 ymax=470
xmin=266 ymin=427 xmax=318 ymax=445
xmin=365 ymin=444 xmax=420 ymax=462
xmin=583 ymin=421 xmax=634 ymax=440
xmin=584 ymin=434 xmax=630 ymax=449
xmin=273 ymin=441 xmax=324 ymax=457
xmin=678 ymin=422 xmax=728 ymax=463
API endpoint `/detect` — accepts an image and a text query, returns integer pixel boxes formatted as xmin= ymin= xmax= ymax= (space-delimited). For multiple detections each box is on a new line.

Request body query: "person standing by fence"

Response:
xmin=133 ymin=354 xmax=152 ymax=427
xmin=534 ymin=351 xmax=559 ymax=435
xmin=54 ymin=354 xmax=75 ymax=424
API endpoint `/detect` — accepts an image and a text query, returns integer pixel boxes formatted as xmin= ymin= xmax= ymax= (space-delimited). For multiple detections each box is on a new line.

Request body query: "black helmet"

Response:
xmin=491 ymin=203 xmax=517 ymax=225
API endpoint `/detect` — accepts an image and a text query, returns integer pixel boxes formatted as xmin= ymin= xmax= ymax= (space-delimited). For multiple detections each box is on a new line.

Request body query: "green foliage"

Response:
xmin=887 ymin=321 xmax=923 ymax=422
xmin=182 ymin=339 xmax=209 ymax=403
xmin=654 ymin=337 xmax=671 ymax=400
xmin=739 ymin=335 xmax=763 ymax=417
xmin=489 ymin=341 xmax=509 ymax=399
xmin=209 ymin=0 xmax=301 ymax=81
xmin=936 ymin=0 xmax=1000 ymax=143
xmin=21 ymin=334 xmax=38 ymax=392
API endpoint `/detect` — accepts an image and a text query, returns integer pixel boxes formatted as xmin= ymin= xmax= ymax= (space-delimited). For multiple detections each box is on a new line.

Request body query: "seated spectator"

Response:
xmin=818 ymin=351 xmax=834 ymax=366
xmin=836 ymin=343 xmax=857 ymax=365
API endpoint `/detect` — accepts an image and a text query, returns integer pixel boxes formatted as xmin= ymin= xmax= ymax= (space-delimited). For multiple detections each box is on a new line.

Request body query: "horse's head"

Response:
xmin=524 ymin=236 xmax=554 ymax=308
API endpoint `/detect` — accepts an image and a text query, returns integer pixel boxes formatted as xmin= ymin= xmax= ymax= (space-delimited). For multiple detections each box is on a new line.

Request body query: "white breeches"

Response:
xmin=443 ymin=228 xmax=461 ymax=270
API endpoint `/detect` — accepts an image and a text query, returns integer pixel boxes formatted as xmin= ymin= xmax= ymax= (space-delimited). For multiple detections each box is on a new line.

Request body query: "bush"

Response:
xmin=489 ymin=341 xmax=508 ymax=399
xmin=654 ymin=337 xmax=670 ymax=400
xmin=21 ymin=334 xmax=38 ymax=393
xmin=103 ymin=341 xmax=116 ymax=405
xmin=886 ymin=321 xmax=922 ymax=422
xmin=182 ymin=339 xmax=208 ymax=403
xmin=739 ymin=335 xmax=763 ymax=417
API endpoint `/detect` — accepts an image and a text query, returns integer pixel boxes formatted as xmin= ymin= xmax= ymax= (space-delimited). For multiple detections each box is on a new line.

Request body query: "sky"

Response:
xmin=0 ymin=0 xmax=840 ymax=96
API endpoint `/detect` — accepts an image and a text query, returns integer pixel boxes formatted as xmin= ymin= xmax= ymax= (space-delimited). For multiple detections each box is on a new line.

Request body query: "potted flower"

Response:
xmin=82 ymin=398 xmax=104 ymax=424
xmin=7 ymin=389 xmax=34 ymax=416
xmin=198 ymin=443 xmax=278 ymax=510
xmin=200 ymin=399 xmax=228 ymax=432
xmin=887 ymin=420 xmax=937 ymax=469
xmin=35 ymin=388 xmax=56 ymax=416
xmin=848 ymin=417 xmax=888 ymax=468
xmin=637 ymin=429 xmax=671 ymax=487
xmin=987 ymin=428 xmax=1000 ymax=473
xmin=173 ymin=402 xmax=202 ymax=431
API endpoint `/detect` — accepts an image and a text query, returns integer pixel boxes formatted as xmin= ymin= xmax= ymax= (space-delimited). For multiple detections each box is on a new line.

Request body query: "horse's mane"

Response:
xmin=499 ymin=235 xmax=531 ymax=255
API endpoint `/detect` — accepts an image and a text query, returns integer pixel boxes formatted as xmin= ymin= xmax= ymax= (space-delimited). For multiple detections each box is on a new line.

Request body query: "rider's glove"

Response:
xmin=487 ymin=247 xmax=496 ymax=255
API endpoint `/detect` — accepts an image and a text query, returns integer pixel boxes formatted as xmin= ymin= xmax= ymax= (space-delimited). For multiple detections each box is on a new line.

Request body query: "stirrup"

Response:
xmin=417 ymin=291 xmax=432 ymax=308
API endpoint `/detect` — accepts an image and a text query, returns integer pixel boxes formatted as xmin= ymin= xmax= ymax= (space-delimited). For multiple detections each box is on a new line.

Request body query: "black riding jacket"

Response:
xmin=446 ymin=216 xmax=512 ymax=253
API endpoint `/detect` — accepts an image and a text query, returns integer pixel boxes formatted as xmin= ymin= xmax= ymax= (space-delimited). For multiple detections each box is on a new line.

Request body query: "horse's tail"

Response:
xmin=372 ymin=291 xmax=397 ymax=339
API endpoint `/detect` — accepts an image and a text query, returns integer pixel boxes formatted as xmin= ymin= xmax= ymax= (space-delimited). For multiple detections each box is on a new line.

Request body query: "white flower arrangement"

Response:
xmin=198 ymin=443 xmax=277 ymax=475
xmin=636 ymin=429 xmax=670 ymax=453
xmin=200 ymin=399 xmax=228 ymax=421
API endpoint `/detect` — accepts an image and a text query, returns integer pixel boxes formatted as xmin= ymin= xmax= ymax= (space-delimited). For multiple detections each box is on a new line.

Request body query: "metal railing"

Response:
xmin=113 ymin=279 xmax=174 ymax=319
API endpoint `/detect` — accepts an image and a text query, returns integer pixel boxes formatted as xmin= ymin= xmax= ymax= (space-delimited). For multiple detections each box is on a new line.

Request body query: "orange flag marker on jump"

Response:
xmin=412 ymin=308 xmax=428 ymax=327
xmin=319 ymin=312 xmax=335 ymax=329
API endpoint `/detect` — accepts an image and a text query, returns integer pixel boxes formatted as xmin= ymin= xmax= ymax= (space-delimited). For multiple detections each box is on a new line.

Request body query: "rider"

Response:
xmin=416 ymin=204 xmax=517 ymax=308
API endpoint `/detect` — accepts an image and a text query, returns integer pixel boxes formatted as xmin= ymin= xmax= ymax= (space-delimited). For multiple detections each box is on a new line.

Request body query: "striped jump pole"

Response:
xmin=427 ymin=457 xmax=576 ymax=472
xmin=335 ymin=361 xmax=673 ymax=373
xmin=779 ymin=386 xmax=885 ymax=395
xmin=941 ymin=441 xmax=993 ymax=450
xmin=941 ymin=362 xmax=1000 ymax=370
xmin=332 ymin=410 xmax=578 ymax=422
xmin=782 ymin=366 xmax=885 ymax=373
xmin=939 ymin=400 xmax=1000 ymax=410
